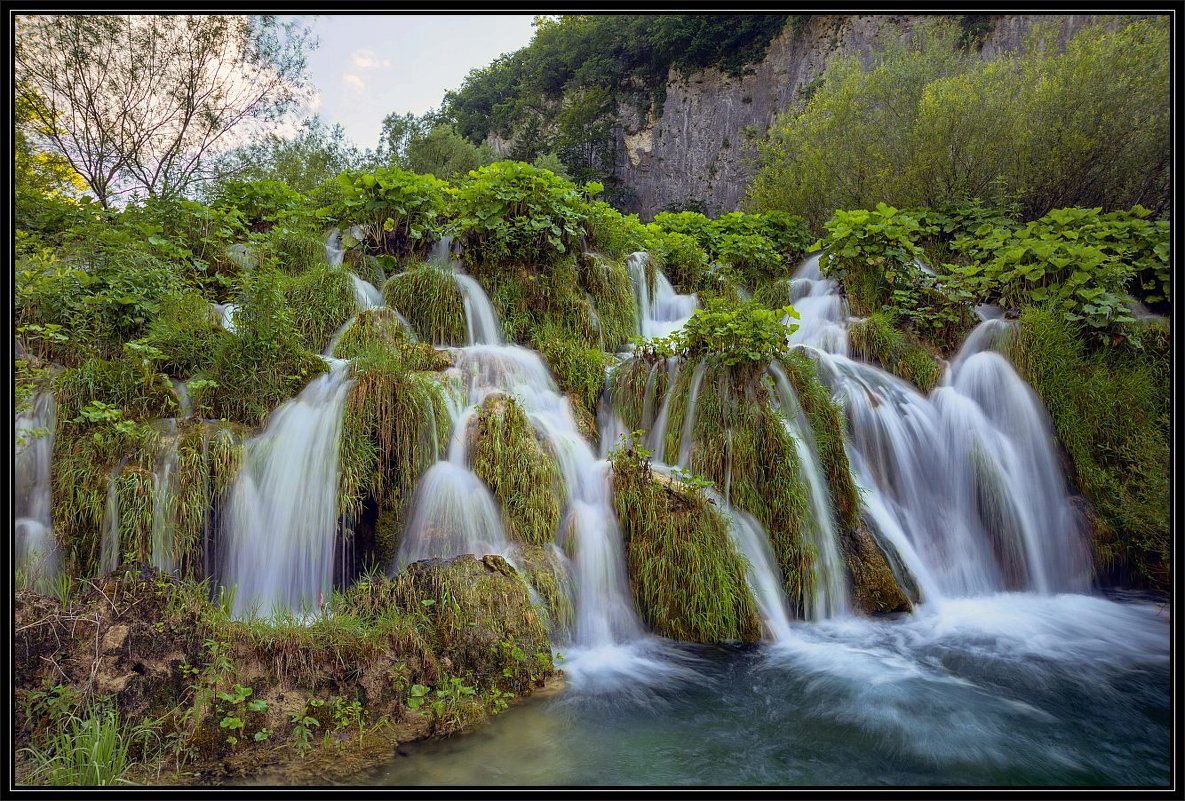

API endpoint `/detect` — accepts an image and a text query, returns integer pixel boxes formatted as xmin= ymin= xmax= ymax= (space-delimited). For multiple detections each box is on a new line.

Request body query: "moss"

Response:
xmin=333 ymin=308 xmax=410 ymax=360
xmin=338 ymin=345 xmax=451 ymax=530
xmin=612 ymin=444 xmax=761 ymax=643
xmin=849 ymin=311 xmax=942 ymax=394
xmin=280 ymin=267 xmax=357 ymax=354
xmin=654 ymin=358 xmax=816 ymax=614
xmin=383 ymin=262 xmax=468 ymax=346
xmin=258 ymin=231 xmax=328 ymax=275
xmin=512 ymin=543 xmax=574 ymax=638
xmin=391 ymin=555 xmax=554 ymax=696
xmin=143 ymin=292 xmax=234 ymax=378
xmin=1007 ymin=308 xmax=1169 ymax=590
xmin=531 ymin=324 xmax=613 ymax=416
xmin=469 ymin=394 xmax=562 ymax=547
xmin=840 ymin=522 xmax=912 ymax=614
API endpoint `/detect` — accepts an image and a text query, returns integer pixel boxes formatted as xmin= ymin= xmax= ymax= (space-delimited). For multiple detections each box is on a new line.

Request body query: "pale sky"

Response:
xmin=295 ymin=14 xmax=540 ymax=149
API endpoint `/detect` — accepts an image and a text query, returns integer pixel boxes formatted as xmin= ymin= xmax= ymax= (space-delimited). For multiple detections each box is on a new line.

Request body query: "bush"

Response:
xmin=382 ymin=262 xmax=468 ymax=346
xmin=336 ymin=167 xmax=451 ymax=260
xmin=948 ymin=205 xmax=1168 ymax=331
xmin=644 ymin=298 xmax=799 ymax=370
xmin=453 ymin=161 xmax=588 ymax=272
xmin=143 ymin=292 xmax=232 ymax=378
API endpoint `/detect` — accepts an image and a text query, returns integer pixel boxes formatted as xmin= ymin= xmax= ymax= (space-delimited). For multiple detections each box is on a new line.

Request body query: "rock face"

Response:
xmin=610 ymin=14 xmax=1102 ymax=217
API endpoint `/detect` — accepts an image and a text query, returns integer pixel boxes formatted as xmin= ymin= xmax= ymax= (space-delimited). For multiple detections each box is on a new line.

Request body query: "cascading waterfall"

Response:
xmin=15 ymin=393 xmax=61 ymax=591
xmin=149 ymin=421 xmax=181 ymax=574
xmin=395 ymin=403 xmax=513 ymax=570
xmin=767 ymin=364 xmax=850 ymax=621
xmin=221 ymin=365 xmax=354 ymax=619
xmin=789 ymin=254 xmax=1092 ymax=602
xmin=100 ymin=463 xmax=123 ymax=575
xmin=627 ymin=251 xmax=697 ymax=340
xmin=399 ymin=265 xmax=647 ymax=659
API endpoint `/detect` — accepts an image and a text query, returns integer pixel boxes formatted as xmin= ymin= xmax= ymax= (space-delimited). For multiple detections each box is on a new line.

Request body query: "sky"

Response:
xmin=294 ymin=14 xmax=539 ymax=149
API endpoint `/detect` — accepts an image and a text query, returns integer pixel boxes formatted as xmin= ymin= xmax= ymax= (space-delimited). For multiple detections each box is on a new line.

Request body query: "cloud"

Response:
xmin=342 ymin=74 xmax=366 ymax=94
xmin=351 ymin=49 xmax=392 ymax=70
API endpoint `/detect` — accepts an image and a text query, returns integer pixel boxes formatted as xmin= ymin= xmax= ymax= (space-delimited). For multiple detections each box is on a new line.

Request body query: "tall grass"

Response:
xmin=20 ymin=704 xmax=161 ymax=786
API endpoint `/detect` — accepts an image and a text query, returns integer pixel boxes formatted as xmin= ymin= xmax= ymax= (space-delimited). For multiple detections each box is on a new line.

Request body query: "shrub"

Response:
xmin=336 ymin=167 xmax=451 ymax=260
xmin=453 ymin=161 xmax=588 ymax=272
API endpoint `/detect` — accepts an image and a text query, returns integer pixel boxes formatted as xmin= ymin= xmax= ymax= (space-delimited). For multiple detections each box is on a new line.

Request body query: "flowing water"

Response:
xmin=788 ymin=253 xmax=1091 ymax=602
xmin=365 ymin=592 xmax=1168 ymax=787
xmin=15 ymin=392 xmax=61 ymax=591
xmin=220 ymin=365 xmax=354 ymax=619
xmin=149 ymin=420 xmax=181 ymax=574
xmin=627 ymin=251 xmax=697 ymax=341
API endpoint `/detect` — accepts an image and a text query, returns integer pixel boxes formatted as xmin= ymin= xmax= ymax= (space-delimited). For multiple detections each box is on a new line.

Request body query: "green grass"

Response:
xmin=647 ymin=358 xmax=816 ymax=614
xmin=382 ymin=262 xmax=468 ymax=346
xmin=469 ymin=395 xmax=562 ymax=547
xmin=531 ymin=324 xmax=613 ymax=416
xmin=612 ymin=441 xmax=760 ymax=642
xmin=849 ymin=311 xmax=942 ymax=394
xmin=332 ymin=308 xmax=410 ymax=360
xmin=257 ymin=231 xmax=328 ymax=275
xmin=280 ymin=267 xmax=357 ymax=354
xmin=1007 ymin=307 xmax=1169 ymax=589
xmin=19 ymin=702 xmax=162 ymax=786
xmin=143 ymin=292 xmax=233 ymax=379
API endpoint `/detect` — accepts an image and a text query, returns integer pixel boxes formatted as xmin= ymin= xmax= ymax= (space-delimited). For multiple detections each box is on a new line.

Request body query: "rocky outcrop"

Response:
xmin=610 ymin=14 xmax=1104 ymax=217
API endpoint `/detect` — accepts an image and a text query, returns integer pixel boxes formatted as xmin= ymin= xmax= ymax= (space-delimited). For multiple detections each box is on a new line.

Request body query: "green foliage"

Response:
xmin=214 ymin=179 xmax=316 ymax=234
xmin=650 ymin=209 xmax=811 ymax=288
xmin=947 ymin=205 xmax=1168 ymax=331
xmin=469 ymin=395 xmax=562 ymax=546
xmin=531 ymin=325 xmax=612 ymax=414
xmin=1008 ymin=307 xmax=1169 ymax=589
xmin=749 ymin=16 xmax=1170 ymax=226
xmin=611 ymin=433 xmax=761 ymax=643
xmin=848 ymin=312 xmax=942 ymax=394
xmin=336 ymin=167 xmax=451 ymax=260
xmin=645 ymin=298 xmax=799 ymax=369
xmin=204 ymin=268 xmax=327 ymax=427
xmin=643 ymin=229 xmax=709 ymax=293
xmin=279 ymin=267 xmax=357 ymax=354
xmin=453 ymin=161 xmax=587 ymax=271
xmin=382 ymin=261 xmax=469 ymax=346
xmin=143 ymin=292 xmax=232 ymax=378
xmin=332 ymin=308 xmax=412 ymax=360
xmin=19 ymin=702 xmax=161 ymax=786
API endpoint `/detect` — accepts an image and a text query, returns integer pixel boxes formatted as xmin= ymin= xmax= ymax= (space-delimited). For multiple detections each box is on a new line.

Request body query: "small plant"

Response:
xmin=406 ymin=684 xmax=431 ymax=712
xmin=330 ymin=697 xmax=365 ymax=745
xmin=19 ymin=703 xmax=161 ymax=787
xmin=289 ymin=698 xmax=324 ymax=758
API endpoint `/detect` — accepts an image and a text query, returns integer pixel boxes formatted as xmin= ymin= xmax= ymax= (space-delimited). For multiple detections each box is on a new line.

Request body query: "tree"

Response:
xmin=15 ymin=14 xmax=314 ymax=206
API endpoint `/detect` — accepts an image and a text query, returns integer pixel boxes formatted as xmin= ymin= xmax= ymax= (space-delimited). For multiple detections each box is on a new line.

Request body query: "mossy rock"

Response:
xmin=333 ymin=308 xmax=410 ymax=360
xmin=612 ymin=446 xmax=761 ymax=643
xmin=849 ymin=311 xmax=942 ymax=394
xmin=383 ymin=262 xmax=467 ymax=346
xmin=512 ymin=543 xmax=574 ymax=638
xmin=392 ymin=555 xmax=554 ymax=695
xmin=468 ymin=394 xmax=563 ymax=547
xmin=841 ymin=521 xmax=912 ymax=614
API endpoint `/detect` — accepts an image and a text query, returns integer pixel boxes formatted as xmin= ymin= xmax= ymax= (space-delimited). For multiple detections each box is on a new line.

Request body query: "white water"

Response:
xmin=149 ymin=421 xmax=181 ymax=574
xmin=767 ymin=364 xmax=850 ymax=621
xmin=211 ymin=303 xmax=238 ymax=332
xmin=100 ymin=464 xmax=123 ymax=575
xmin=221 ymin=365 xmax=354 ymax=619
xmin=790 ymin=254 xmax=1092 ymax=603
xmin=15 ymin=393 xmax=61 ymax=591
xmin=627 ymin=252 xmax=697 ymax=341
xmin=349 ymin=273 xmax=385 ymax=310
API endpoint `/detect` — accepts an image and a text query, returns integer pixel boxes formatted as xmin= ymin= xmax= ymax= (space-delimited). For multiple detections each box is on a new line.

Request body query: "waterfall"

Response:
xmin=149 ymin=421 xmax=181 ymax=574
xmin=767 ymin=364 xmax=850 ymax=621
xmin=349 ymin=273 xmax=385 ymax=310
xmin=100 ymin=464 xmax=123 ymax=575
xmin=221 ymin=365 xmax=354 ymax=619
xmin=399 ymin=267 xmax=645 ymax=652
xmin=627 ymin=252 xmax=697 ymax=340
xmin=790 ymin=254 xmax=1092 ymax=602
xmin=15 ymin=393 xmax=61 ymax=592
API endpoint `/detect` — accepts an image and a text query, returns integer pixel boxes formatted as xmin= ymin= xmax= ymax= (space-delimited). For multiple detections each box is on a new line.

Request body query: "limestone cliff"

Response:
xmin=608 ymin=14 xmax=1101 ymax=217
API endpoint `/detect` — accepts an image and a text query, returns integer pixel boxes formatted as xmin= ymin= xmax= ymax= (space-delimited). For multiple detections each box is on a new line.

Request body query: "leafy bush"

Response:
xmin=642 ymin=228 xmax=709 ymax=293
xmin=644 ymin=298 xmax=799 ymax=368
xmin=215 ymin=179 xmax=317 ymax=234
xmin=336 ymin=167 xmax=451 ymax=260
xmin=452 ymin=161 xmax=587 ymax=271
xmin=946 ymin=206 xmax=1162 ymax=331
